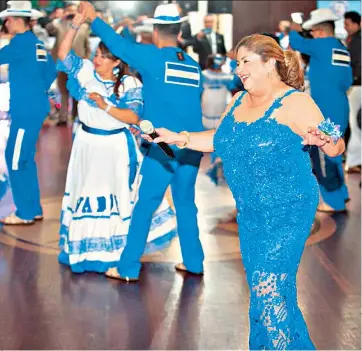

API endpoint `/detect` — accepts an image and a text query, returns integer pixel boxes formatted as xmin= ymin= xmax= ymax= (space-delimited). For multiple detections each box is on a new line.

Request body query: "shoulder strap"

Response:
xmin=238 ymin=90 xmax=247 ymax=102
xmin=278 ymin=89 xmax=298 ymax=102
xmin=228 ymin=90 xmax=246 ymax=115
xmin=264 ymin=89 xmax=297 ymax=119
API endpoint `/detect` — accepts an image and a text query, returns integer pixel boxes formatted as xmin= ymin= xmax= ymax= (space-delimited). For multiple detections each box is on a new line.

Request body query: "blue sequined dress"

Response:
xmin=214 ymin=89 xmax=318 ymax=350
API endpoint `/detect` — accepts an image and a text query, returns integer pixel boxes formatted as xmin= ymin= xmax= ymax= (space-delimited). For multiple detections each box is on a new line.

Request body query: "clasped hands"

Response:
xmin=76 ymin=1 xmax=97 ymax=22
xmin=67 ymin=2 xmax=97 ymax=27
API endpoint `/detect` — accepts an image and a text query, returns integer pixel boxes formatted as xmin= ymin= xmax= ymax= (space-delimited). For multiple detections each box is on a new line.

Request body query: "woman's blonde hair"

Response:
xmin=235 ymin=34 xmax=304 ymax=90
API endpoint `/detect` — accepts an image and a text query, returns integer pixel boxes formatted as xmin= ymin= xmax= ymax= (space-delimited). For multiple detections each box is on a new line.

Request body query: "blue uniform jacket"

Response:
xmin=91 ymin=18 xmax=204 ymax=134
xmin=289 ymin=31 xmax=352 ymax=129
xmin=0 ymin=30 xmax=57 ymax=125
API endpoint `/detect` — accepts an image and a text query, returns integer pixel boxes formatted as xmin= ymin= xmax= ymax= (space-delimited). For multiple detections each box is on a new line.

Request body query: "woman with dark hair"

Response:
xmin=141 ymin=34 xmax=345 ymax=349
xmin=57 ymin=13 xmax=176 ymax=274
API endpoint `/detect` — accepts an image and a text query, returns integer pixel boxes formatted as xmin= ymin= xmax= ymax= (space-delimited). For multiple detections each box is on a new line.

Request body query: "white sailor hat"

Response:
xmin=0 ymin=1 xmax=33 ymax=19
xmin=144 ymin=3 xmax=187 ymax=25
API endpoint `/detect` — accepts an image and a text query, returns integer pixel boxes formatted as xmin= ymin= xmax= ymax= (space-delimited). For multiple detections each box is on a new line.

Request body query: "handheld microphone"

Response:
xmin=139 ymin=120 xmax=175 ymax=158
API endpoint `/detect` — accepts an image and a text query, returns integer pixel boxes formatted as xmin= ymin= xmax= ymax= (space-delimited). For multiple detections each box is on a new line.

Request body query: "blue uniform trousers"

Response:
xmin=5 ymin=118 xmax=44 ymax=220
xmin=118 ymin=145 xmax=204 ymax=279
xmin=311 ymin=94 xmax=349 ymax=210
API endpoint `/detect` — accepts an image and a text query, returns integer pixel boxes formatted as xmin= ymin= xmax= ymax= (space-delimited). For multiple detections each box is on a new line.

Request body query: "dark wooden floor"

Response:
xmin=0 ymin=126 xmax=360 ymax=350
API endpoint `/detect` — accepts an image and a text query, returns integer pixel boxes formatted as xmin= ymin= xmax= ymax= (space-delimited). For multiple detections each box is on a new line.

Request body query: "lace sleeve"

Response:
xmin=56 ymin=51 xmax=97 ymax=106
xmin=56 ymin=50 xmax=83 ymax=78
xmin=117 ymin=76 xmax=144 ymax=117
xmin=123 ymin=87 xmax=143 ymax=117
xmin=57 ymin=51 xmax=94 ymax=86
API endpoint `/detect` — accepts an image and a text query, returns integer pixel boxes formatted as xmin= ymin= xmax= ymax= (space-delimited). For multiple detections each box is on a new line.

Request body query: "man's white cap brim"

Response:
xmin=143 ymin=15 xmax=187 ymax=25
xmin=0 ymin=1 xmax=33 ymax=19
xmin=0 ymin=9 xmax=32 ymax=18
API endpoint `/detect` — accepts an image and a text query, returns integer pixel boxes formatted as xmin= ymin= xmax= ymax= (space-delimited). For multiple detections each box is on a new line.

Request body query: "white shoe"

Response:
xmin=0 ymin=213 xmax=34 ymax=225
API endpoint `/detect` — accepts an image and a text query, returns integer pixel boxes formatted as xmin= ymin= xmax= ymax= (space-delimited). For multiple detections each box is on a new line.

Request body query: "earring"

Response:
xmin=113 ymin=67 xmax=120 ymax=75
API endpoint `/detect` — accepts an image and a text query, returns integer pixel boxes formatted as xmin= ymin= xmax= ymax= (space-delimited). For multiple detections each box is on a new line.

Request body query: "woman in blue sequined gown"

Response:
xmin=141 ymin=35 xmax=345 ymax=350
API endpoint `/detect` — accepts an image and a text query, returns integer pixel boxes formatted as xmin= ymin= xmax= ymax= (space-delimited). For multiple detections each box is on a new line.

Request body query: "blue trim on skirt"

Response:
xmin=58 ymin=228 xmax=177 ymax=273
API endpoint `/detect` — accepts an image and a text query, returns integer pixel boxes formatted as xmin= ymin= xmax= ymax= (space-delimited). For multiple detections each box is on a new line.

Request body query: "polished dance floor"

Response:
xmin=0 ymin=126 xmax=360 ymax=350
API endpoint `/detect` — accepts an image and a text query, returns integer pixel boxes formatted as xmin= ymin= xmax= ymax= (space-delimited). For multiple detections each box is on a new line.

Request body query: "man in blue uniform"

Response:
xmin=0 ymin=1 xmax=57 ymax=224
xmin=80 ymin=2 xmax=205 ymax=281
xmin=290 ymin=8 xmax=353 ymax=213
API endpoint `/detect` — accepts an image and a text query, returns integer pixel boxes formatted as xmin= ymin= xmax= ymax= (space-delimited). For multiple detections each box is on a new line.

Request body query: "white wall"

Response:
xmin=218 ymin=13 xmax=233 ymax=51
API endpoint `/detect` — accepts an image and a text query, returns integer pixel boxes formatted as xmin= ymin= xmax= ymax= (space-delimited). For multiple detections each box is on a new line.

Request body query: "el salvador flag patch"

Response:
xmin=165 ymin=62 xmax=200 ymax=87
xmin=332 ymin=48 xmax=351 ymax=67
xmin=36 ymin=43 xmax=47 ymax=62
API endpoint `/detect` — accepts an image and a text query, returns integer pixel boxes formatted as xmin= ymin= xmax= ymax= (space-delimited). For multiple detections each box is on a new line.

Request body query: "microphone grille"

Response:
xmin=139 ymin=120 xmax=154 ymax=134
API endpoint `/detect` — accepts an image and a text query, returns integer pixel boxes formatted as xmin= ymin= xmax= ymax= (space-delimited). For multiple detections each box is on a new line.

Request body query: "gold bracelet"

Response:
xmin=176 ymin=131 xmax=190 ymax=149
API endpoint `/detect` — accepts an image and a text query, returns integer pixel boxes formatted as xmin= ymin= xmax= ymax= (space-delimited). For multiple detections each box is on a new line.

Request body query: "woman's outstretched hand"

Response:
xmin=301 ymin=127 xmax=331 ymax=147
xmin=141 ymin=128 xmax=185 ymax=146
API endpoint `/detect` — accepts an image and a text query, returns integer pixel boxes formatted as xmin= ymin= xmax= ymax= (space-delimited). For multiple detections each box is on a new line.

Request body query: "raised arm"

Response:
xmin=79 ymin=2 xmax=156 ymax=73
xmin=285 ymin=92 xmax=345 ymax=157
xmin=83 ymin=32 xmax=91 ymax=59
xmin=58 ymin=13 xmax=86 ymax=61
xmin=289 ymin=30 xmax=319 ymax=57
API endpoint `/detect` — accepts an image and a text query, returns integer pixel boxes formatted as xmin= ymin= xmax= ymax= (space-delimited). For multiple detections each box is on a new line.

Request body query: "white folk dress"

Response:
xmin=57 ymin=51 xmax=177 ymax=273
xmin=201 ymin=69 xmax=233 ymax=130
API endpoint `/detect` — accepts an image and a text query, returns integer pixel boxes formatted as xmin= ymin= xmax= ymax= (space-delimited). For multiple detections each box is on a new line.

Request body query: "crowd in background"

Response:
xmin=0 ymin=0 xmax=360 ymax=200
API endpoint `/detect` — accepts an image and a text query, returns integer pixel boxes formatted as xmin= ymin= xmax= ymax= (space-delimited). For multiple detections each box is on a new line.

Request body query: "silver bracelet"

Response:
xmin=105 ymin=105 xmax=111 ymax=113
xmin=70 ymin=23 xmax=80 ymax=31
